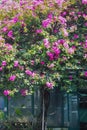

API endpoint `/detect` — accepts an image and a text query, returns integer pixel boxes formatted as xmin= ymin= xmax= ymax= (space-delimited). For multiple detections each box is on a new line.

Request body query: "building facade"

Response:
xmin=0 ymin=88 xmax=87 ymax=130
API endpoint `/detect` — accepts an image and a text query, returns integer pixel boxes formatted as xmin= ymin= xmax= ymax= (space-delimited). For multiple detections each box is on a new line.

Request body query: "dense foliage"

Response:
xmin=0 ymin=0 xmax=87 ymax=97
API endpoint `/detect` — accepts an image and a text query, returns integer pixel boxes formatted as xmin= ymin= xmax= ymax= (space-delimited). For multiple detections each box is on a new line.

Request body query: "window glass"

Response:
xmin=8 ymin=95 xmax=33 ymax=122
xmin=47 ymin=90 xmax=63 ymax=127
xmin=69 ymin=94 xmax=79 ymax=129
xmin=64 ymin=94 xmax=69 ymax=126
xmin=0 ymin=97 xmax=4 ymax=110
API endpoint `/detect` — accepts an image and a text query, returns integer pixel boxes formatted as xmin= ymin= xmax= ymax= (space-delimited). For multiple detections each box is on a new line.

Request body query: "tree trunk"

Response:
xmin=33 ymin=88 xmax=50 ymax=130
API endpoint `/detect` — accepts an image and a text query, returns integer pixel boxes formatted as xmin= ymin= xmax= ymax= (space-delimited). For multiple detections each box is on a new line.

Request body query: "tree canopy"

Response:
xmin=0 ymin=0 xmax=87 ymax=97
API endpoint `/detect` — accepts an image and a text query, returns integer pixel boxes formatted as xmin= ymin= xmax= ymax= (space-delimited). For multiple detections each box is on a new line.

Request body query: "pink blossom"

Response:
xmin=84 ymin=41 xmax=87 ymax=48
xmin=74 ymin=34 xmax=79 ymax=39
xmin=2 ymin=61 xmax=7 ymax=66
xmin=30 ymin=60 xmax=35 ymax=65
xmin=69 ymin=11 xmax=75 ymax=16
xmin=47 ymin=47 xmax=60 ymax=60
xmin=40 ymin=61 xmax=45 ymax=65
xmin=5 ymin=43 xmax=13 ymax=51
xmin=48 ymin=2 xmax=54 ymax=7
xmin=32 ymin=72 xmax=36 ymax=77
xmin=36 ymin=29 xmax=42 ymax=34
xmin=84 ymin=54 xmax=87 ymax=58
xmin=21 ymin=21 xmax=26 ymax=28
xmin=62 ymin=11 xmax=67 ymax=16
xmin=3 ymin=90 xmax=10 ymax=96
xmin=46 ymin=82 xmax=53 ymax=89
xmin=82 ymin=0 xmax=87 ymax=4
xmin=20 ymin=89 xmax=28 ymax=96
xmin=58 ymin=39 xmax=65 ymax=45
xmin=25 ymin=70 xmax=33 ymax=76
xmin=0 ymin=36 xmax=4 ymax=41
xmin=33 ymin=0 xmax=43 ymax=6
xmin=84 ymin=71 xmax=87 ymax=77
xmin=68 ymin=47 xmax=75 ymax=54
xmin=9 ymin=75 xmax=16 ymax=81
xmin=74 ymin=16 xmax=78 ymax=20
xmin=7 ymin=30 xmax=13 ymax=38
xmin=63 ymin=42 xmax=69 ymax=49
xmin=0 ymin=67 xmax=3 ymax=71
xmin=77 ymin=12 xmax=82 ymax=16
xmin=84 ymin=22 xmax=87 ymax=26
xmin=2 ymin=27 xmax=8 ymax=32
xmin=42 ymin=18 xmax=51 ymax=28
xmin=14 ymin=61 xmax=19 ymax=67
xmin=47 ymin=13 xmax=53 ymax=19
xmin=62 ymin=28 xmax=68 ymax=37
xmin=43 ymin=38 xmax=50 ymax=48
xmin=58 ymin=16 xmax=66 ymax=25
xmin=83 ymin=13 xmax=87 ymax=19
xmin=55 ymin=0 xmax=64 ymax=7
xmin=18 ymin=65 xmax=24 ymax=71
xmin=47 ymin=63 xmax=54 ymax=68
xmin=13 ymin=16 xmax=18 ymax=23
xmin=20 ymin=0 xmax=26 ymax=6
xmin=52 ymin=47 xmax=61 ymax=55
xmin=53 ymin=41 xmax=59 ymax=46
xmin=69 ymin=75 xmax=73 ymax=80
xmin=47 ymin=52 xmax=54 ymax=61
xmin=53 ymin=29 xmax=58 ymax=33
xmin=27 ymin=5 xmax=35 ymax=11
xmin=62 ymin=56 xmax=67 ymax=61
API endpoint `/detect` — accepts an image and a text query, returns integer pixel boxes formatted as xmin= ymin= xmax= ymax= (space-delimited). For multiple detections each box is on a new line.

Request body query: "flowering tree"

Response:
xmin=0 ymin=0 xmax=87 ymax=129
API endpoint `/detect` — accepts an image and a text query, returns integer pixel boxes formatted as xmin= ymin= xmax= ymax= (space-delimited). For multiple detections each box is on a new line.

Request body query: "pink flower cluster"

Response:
xmin=46 ymin=82 xmax=53 ymax=89
xmin=84 ymin=71 xmax=87 ymax=77
xmin=52 ymin=46 xmax=61 ymax=55
xmin=42 ymin=13 xmax=53 ymax=28
xmin=33 ymin=0 xmax=43 ymax=7
xmin=12 ymin=16 xmax=18 ymax=23
xmin=47 ymin=46 xmax=60 ymax=61
xmin=68 ymin=46 xmax=76 ymax=54
xmin=43 ymin=38 xmax=50 ymax=49
xmin=14 ymin=61 xmax=19 ymax=67
xmin=63 ymin=42 xmax=76 ymax=54
xmin=47 ymin=63 xmax=55 ymax=68
xmin=84 ymin=40 xmax=87 ymax=48
xmin=0 ymin=61 xmax=7 ymax=72
xmin=42 ymin=18 xmax=52 ymax=28
xmin=36 ymin=29 xmax=42 ymax=34
xmin=20 ymin=89 xmax=28 ymax=96
xmin=69 ymin=75 xmax=73 ymax=80
xmin=2 ymin=27 xmax=8 ymax=32
xmin=5 ymin=43 xmax=13 ymax=51
xmin=25 ymin=70 xmax=35 ymax=77
xmin=40 ymin=61 xmax=45 ymax=65
xmin=2 ymin=61 xmax=7 ymax=66
xmin=47 ymin=52 xmax=54 ymax=61
xmin=82 ymin=0 xmax=87 ymax=4
xmin=7 ymin=30 xmax=13 ymax=38
xmin=58 ymin=15 xmax=66 ymax=25
xmin=62 ymin=28 xmax=68 ymax=37
xmin=0 ymin=67 xmax=3 ymax=71
xmin=3 ymin=90 xmax=10 ymax=96
xmin=9 ymin=75 xmax=16 ymax=81
xmin=58 ymin=39 xmax=65 ymax=45
xmin=74 ymin=34 xmax=79 ymax=39
xmin=55 ymin=0 xmax=64 ymax=7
